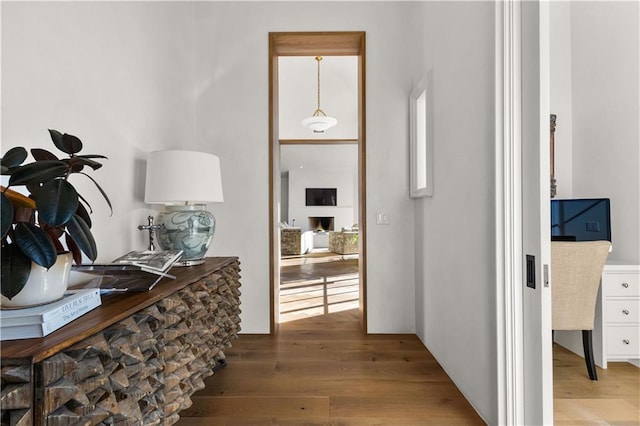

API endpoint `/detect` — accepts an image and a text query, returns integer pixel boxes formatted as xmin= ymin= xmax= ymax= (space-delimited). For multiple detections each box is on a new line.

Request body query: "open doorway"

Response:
xmin=268 ymin=32 xmax=366 ymax=334
xmin=279 ymin=144 xmax=359 ymax=322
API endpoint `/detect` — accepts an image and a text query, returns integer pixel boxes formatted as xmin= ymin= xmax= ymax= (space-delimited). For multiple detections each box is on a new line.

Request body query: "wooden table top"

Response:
xmin=0 ymin=257 xmax=238 ymax=364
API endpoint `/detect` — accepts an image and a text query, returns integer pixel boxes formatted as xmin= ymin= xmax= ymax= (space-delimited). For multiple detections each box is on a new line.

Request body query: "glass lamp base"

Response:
xmin=155 ymin=205 xmax=216 ymax=264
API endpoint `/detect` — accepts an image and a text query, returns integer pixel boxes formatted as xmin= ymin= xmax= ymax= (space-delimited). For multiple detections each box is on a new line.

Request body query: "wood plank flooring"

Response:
xmin=553 ymin=344 xmax=640 ymax=425
xmin=178 ymin=309 xmax=485 ymax=425
xmin=279 ymin=251 xmax=359 ymax=323
xmin=177 ymin=253 xmax=639 ymax=425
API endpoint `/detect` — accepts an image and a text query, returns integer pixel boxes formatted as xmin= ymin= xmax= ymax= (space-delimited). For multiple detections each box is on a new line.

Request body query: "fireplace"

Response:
xmin=308 ymin=216 xmax=334 ymax=232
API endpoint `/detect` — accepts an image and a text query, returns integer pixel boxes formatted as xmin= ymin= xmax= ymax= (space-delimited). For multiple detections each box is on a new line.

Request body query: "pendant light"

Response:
xmin=301 ymin=56 xmax=337 ymax=133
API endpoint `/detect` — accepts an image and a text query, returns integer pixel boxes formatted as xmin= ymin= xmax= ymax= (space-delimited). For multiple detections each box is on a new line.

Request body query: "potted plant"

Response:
xmin=1 ymin=130 xmax=111 ymax=307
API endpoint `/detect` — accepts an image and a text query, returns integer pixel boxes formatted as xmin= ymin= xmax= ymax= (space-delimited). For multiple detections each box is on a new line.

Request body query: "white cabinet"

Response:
xmin=554 ymin=262 xmax=639 ymax=368
xmin=595 ymin=263 xmax=640 ymax=368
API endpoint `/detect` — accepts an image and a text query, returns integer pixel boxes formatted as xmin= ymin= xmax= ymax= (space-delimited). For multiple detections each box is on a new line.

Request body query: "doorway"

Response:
xmin=269 ymin=32 xmax=367 ymax=334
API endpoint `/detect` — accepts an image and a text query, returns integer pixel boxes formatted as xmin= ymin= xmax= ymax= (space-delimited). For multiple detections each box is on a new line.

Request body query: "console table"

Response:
xmin=0 ymin=257 xmax=241 ymax=426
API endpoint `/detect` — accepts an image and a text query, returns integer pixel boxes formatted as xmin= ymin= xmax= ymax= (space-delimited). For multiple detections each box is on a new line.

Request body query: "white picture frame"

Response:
xmin=409 ymin=75 xmax=433 ymax=198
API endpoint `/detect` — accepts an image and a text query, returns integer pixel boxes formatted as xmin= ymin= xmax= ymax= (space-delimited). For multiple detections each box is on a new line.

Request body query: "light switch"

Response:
xmin=376 ymin=212 xmax=390 ymax=225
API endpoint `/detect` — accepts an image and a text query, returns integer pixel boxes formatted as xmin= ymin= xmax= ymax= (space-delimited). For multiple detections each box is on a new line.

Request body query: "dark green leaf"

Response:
xmin=8 ymin=161 xmax=68 ymax=186
xmin=34 ymin=179 xmax=78 ymax=227
xmin=66 ymin=215 xmax=97 ymax=261
xmin=64 ymin=158 xmax=84 ymax=173
xmin=1 ymin=147 xmax=28 ymax=169
xmin=13 ymin=222 xmax=57 ymax=268
xmin=48 ymin=129 xmax=64 ymax=149
xmin=79 ymin=172 xmax=113 ymax=216
xmin=77 ymin=154 xmax=108 ymax=160
xmin=31 ymin=148 xmax=58 ymax=161
xmin=1 ymin=244 xmax=32 ymax=300
xmin=65 ymin=233 xmax=83 ymax=265
xmin=75 ymin=201 xmax=92 ymax=228
xmin=69 ymin=156 xmax=102 ymax=171
xmin=61 ymin=133 xmax=83 ymax=154
xmin=77 ymin=192 xmax=93 ymax=214
xmin=1 ymin=193 xmax=14 ymax=239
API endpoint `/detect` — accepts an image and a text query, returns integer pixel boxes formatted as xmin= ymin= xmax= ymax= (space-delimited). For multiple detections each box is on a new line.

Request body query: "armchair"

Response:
xmin=551 ymin=240 xmax=611 ymax=380
xmin=328 ymin=226 xmax=359 ymax=255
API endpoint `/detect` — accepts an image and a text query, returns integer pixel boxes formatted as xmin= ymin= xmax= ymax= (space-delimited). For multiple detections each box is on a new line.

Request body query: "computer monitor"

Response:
xmin=551 ymin=198 xmax=611 ymax=242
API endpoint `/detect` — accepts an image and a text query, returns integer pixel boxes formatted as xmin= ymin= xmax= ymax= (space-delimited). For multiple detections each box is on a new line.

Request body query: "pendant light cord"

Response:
xmin=313 ymin=56 xmax=327 ymax=117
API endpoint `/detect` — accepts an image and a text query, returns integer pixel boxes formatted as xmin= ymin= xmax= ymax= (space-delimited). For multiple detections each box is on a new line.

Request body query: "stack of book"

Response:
xmin=0 ymin=289 xmax=102 ymax=340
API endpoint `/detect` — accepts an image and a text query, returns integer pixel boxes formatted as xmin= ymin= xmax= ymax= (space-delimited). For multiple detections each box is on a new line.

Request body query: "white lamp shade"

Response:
xmin=301 ymin=116 xmax=337 ymax=133
xmin=144 ymin=150 xmax=224 ymax=204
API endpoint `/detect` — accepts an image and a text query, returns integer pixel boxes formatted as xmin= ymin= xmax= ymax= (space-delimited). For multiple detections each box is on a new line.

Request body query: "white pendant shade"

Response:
xmin=301 ymin=115 xmax=338 ymax=133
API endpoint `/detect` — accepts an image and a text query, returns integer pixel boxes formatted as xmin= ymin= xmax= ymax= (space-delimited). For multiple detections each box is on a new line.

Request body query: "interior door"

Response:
xmin=496 ymin=1 xmax=552 ymax=424
xmin=522 ymin=2 xmax=553 ymax=424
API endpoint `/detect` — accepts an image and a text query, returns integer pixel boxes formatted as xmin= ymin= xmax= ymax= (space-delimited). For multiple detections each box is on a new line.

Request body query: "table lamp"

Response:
xmin=144 ymin=150 xmax=224 ymax=266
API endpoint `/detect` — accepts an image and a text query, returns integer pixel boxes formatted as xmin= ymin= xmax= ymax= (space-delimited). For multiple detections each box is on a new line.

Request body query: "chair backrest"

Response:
xmin=551 ymin=240 xmax=611 ymax=330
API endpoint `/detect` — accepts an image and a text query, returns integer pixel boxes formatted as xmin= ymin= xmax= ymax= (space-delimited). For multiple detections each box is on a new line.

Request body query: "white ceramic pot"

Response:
xmin=0 ymin=252 xmax=73 ymax=308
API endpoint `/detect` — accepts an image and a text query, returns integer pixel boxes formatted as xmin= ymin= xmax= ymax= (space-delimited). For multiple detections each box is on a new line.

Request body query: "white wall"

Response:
xmin=414 ymin=2 xmax=497 ymax=424
xmin=1 ymin=2 xmax=195 ymax=259
xmin=2 ymin=1 xmax=418 ymax=334
xmin=288 ymin=168 xmax=355 ymax=231
xmin=191 ymin=1 xmax=419 ymax=334
xmin=551 ymin=1 xmax=639 ymax=263
xmin=571 ymin=1 xmax=639 ymax=263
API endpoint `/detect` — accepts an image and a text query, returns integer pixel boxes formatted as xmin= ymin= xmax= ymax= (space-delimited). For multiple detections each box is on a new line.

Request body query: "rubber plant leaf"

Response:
xmin=68 ymin=156 xmax=103 ymax=171
xmin=65 ymin=233 xmax=83 ymax=265
xmin=1 ymin=147 xmax=28 ymax=170
xmin=80 ymin=172 xmax=113 ymax=215
xmin=75 ymin=201 xmax=92 ymax=229
xmin=34 ymin=179 xmax=79 ymax=227
xmin=1 ymin=193 xmax=13 ymax=239
xmin=66 ymin=215 xmax=97 ymax=261
xmin=8 ymin=160 xmax=68 ymax=186
xmin=30 ymin=148 xmax=59 ymax=161
xmin=0 ymin=244 xmax=32 ymax=300
xmin=49 ymin=129 xmax=83 ymax=155
xmin=13 ymin=222 xmax=57 ymax=268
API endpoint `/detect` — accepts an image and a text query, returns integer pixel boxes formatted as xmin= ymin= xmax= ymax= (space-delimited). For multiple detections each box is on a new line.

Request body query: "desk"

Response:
xmin=0 ymin=257 xmax=241 ymax=425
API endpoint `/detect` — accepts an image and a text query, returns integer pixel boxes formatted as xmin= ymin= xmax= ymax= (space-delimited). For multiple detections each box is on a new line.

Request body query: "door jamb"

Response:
xmin=268 ymin=32 xmax=367 ymax=334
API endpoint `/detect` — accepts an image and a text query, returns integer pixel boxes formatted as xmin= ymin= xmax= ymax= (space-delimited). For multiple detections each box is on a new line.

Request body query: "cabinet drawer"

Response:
xmin=606 ymin=300 xmax=640 ymax=323
xmin=602 ymin=273 xmax=639 ymax=297
xmin=607 ymin=326 xmax=640 ymax=356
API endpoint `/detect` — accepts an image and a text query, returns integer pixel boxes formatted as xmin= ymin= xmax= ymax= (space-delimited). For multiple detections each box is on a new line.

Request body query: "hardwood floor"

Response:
xmin=553 ymin=344 xmax=640 ymax=425
xmin=177 ymin=254 xmax=639 ymax=425
xmin=178 ymin=309 xmax=484 ymax=425
xmin=279 ymin=250 xmax=359 ymax=323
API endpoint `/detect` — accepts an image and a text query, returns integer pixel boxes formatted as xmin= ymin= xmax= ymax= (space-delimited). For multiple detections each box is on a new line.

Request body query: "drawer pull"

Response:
xmin=622 ymin=309 xmax=630 ymax=315
xmin=622 ymin=282 xmax=629 ymax=288
xmin=623 ymin=339 xmax=630 ymax=345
